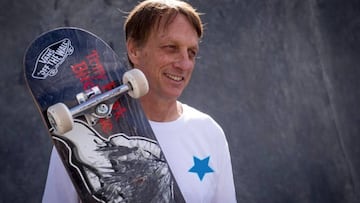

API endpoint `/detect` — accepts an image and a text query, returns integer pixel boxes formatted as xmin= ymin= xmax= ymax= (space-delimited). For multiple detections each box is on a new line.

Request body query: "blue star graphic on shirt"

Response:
xmin=188 ymin=156 xmax=214 ymax=181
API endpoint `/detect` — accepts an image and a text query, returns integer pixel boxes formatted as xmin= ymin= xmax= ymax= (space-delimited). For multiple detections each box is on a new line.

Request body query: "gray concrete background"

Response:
xmin=1 ymin=0 xmax=359 ymax=202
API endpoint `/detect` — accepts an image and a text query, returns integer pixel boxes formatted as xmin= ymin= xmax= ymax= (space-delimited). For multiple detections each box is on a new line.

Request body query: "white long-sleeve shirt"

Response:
xmin=42 ymin=104 xmax=236 ymax=203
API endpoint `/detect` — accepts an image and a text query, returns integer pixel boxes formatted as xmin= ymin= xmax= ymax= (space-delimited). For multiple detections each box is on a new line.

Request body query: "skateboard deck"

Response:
xmin=24 ymin=27 xmax=184 ymax=203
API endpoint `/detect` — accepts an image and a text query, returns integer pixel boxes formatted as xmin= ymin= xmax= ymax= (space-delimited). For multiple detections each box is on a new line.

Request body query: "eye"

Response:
xmin=163 ymin=45 xmax=177 ymax=52
xmin=188 ymin=49 xmax=198 ymax=60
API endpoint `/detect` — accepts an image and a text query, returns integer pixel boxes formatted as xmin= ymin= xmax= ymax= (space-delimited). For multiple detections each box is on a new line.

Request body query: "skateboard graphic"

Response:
xmin=24 ymin=27 xmax=185 ymax=203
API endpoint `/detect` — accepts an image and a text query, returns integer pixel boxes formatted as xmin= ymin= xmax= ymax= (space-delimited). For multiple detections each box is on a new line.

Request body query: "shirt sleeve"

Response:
xmin=214 ymin=138 xmax=237 ymax=203
xmin=42 ymin=147 xmax=79 ymax=203
xmin=210 ymin=120 xmax=237 ymax=203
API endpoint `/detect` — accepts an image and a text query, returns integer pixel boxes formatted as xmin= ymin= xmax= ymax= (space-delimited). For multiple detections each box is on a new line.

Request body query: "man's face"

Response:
xmin=129 ymin=14 xmax=199 ymax=101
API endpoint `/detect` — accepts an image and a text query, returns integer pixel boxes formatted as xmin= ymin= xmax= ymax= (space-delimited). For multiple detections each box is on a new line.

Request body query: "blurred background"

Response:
xmin=1 ymin=0 xmax=359 ymax=202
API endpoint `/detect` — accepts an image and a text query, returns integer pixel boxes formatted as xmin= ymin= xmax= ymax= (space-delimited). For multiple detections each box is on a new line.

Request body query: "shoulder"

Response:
xmin=181 ymin=103 xmax=224 ymax=134
xmin=182 ymin=103 xmax=212 ymax=121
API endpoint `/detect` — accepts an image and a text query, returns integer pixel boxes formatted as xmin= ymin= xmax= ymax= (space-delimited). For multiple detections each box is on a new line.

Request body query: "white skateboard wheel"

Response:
xmin=122 ymin=68 xmax=149 ymax=99
xmin=47 ymin=103 xmax=74 ymax=135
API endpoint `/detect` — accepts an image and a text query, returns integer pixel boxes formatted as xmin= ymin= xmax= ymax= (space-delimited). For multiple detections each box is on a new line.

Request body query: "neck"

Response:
xmin=140 ymin=95 xmax=182 ymax=122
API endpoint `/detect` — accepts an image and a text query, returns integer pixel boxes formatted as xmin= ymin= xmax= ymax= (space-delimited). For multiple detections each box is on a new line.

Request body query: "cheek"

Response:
xmin=187 ymin=64 xmax=195 ymax=75
xmin=136 ymin=58 xmax=157 ymax=83
xmin=136 ymin=54 xmax=153 ymax=74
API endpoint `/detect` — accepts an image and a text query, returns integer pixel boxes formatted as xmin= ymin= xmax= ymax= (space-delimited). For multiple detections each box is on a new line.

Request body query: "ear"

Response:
xmin=126 ymin=39 xmax=140 ymax=66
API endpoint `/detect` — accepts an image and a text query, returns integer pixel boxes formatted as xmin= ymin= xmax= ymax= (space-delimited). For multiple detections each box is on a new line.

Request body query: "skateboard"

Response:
xmin=24 ymin=27 xmax=185 ymax=203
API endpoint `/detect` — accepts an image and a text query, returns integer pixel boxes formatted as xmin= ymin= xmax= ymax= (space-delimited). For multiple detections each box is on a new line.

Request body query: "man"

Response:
xmin=43 ymin=0 xmax=236 ymax=202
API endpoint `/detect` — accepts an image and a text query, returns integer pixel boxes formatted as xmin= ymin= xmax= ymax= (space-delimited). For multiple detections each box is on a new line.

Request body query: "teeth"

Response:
xmin=165 ymin=73 xmax=183 ymax=81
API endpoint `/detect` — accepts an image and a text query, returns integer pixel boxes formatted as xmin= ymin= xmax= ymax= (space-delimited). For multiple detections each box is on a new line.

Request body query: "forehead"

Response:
xmin=149 ymin=14 xmax=199 ymax=44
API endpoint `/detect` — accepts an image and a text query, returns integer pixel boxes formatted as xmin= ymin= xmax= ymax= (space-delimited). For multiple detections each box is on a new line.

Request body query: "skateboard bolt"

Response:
xmin=96 ymin=103 xmax=109 ymax=116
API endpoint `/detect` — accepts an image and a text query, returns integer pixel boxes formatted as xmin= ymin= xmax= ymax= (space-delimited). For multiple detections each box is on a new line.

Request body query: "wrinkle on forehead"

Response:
xmin=151 ymin=14 xmax=200 ymax=47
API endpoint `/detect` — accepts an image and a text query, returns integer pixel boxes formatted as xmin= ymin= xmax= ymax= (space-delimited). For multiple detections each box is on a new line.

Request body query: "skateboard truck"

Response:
xmin=75 ymin=86 xmax=114 ymax=127
xmin=47 ymin=68 xmax=149 ymax=135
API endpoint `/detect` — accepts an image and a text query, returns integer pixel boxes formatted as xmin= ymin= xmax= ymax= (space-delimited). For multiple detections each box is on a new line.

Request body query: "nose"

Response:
xmin=174 ymin=50 xmax=194 ymax=71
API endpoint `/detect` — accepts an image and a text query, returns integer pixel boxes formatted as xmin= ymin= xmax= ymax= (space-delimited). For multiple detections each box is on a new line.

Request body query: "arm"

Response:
xmin=214 ymin=138 xmax=237 ymax=203
xmin=209 ymin=119 xmax=237 ymax=203
xmin=42 ymin=147 xmax=79 ymax=203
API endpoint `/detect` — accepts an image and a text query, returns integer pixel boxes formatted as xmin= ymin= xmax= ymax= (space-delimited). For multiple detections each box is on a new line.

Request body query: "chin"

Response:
xmin=164 ymin=91 xmax=183 ymax=100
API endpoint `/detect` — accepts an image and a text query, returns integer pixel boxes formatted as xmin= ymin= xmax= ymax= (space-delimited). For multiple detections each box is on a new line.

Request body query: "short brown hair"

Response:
xmin=125 ymin=0 xmax=203 ymax=47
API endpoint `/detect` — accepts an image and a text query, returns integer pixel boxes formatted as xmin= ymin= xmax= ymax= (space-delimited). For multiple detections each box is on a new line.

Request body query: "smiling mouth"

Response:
xmin=165 ymin=73 xmax=184 ymax=82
